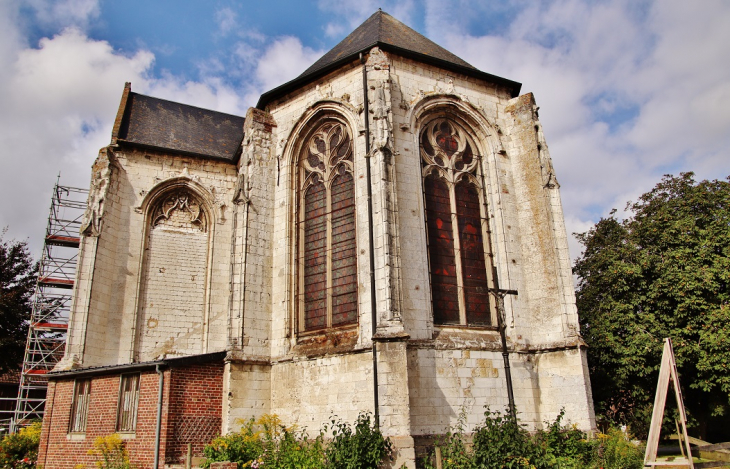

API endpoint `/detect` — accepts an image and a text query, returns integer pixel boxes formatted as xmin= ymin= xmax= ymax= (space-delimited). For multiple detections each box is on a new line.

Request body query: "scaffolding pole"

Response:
xmin=11 ymin=181 xmax=87 ymax=433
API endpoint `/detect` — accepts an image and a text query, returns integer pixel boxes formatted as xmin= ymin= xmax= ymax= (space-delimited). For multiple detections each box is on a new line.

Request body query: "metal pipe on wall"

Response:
xmin=153 ymin=364 xmax=164 ymax=469
xmin=361 ymin=51 xmax=380 ymax=426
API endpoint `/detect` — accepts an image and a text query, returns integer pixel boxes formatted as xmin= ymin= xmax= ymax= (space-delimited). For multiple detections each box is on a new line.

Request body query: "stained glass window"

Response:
xmin=299 ymin=121 xmax=357 ymax=332
xmin=421 ymin=118 xmax=495 ymax=326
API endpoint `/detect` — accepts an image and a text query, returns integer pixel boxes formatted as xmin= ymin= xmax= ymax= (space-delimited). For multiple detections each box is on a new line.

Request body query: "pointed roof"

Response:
xmin=300 ymin=10 xmax=476 ymax=77
xmin=258 ymin=10 xmax=521 ymax=108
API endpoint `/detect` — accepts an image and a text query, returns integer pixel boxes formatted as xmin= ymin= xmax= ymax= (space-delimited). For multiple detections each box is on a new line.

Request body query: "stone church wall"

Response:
xmin=65 ymin=148 xmax=238 ymax=368
xmin=269 ymin=352 xmax=375 ymax=431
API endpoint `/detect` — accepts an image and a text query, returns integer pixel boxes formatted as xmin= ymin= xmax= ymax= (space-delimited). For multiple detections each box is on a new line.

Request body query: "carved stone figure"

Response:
xmin=369 ymin=79 xmax=392 ymax=150
xmin=80 ymin=151 xmax=112 ymax=237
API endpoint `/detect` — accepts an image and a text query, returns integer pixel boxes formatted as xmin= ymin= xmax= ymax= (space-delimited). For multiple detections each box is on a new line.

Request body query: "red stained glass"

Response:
xmin=299 ymin=122 xmax=357 ymax=333
xmin=331 ymin=172 xmax=357 ymax=327
xmin=437 ymin=134 xmax=458 ymax=157
xmin=304 ymin=181 xmax=327 ymax=330
xmin=456 ymin=181 xmax=490 ymax=325
xmin=425 ymin=174 xmax=459 ymax=324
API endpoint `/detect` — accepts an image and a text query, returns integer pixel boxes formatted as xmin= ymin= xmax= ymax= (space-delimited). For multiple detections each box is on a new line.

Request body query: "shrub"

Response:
xmin=589 ymin=427 xmax=644 ymax=469
xmin=204 ymin=413 xmax=391 ymax=469
xmin=425 ymin=407 xmax=644 ymax=469
xmin=87 ymin=434 xmax=134 ymax=469
xmin=426 ymin=414 xmax=473 ymax=469
xmin=535 ymin=410 xmax=593 ymax=468
xmin=203 ymin=417 xmax=264 ymax=468
xmin=325 ymin=413 xmax=392 ymax=469
xmin=471 ymin=408 xmax=545 ymax=469
xmin=0 ymin=421 xmax=41 ymax=469
xmin=258 ymin=414 xmax=325 ymax=469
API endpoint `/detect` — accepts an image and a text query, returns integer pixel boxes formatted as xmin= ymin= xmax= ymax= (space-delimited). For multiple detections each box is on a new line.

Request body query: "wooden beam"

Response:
xmin=643 ymin=338 xmax=694 ymax=468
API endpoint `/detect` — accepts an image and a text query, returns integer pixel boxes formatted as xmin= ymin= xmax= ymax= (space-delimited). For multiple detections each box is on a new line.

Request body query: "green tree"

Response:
xmin=0 ymin=232 xmax=36 ymax=375
xmin=574 ymin=173 xmax=730 ymax=440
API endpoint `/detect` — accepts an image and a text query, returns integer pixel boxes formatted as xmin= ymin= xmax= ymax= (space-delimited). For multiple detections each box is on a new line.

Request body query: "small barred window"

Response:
xmin=116 ymin=374 xmax=140 ymax=432
xmin=297 ymin=121 xmax=357 ymax=332
xmin=421 ymin=118 xmax=495 ymax=326
xmin=69 ymin=379 xmax=91 ymax=433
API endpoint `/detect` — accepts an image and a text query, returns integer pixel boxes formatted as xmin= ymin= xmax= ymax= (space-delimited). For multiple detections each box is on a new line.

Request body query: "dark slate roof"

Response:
xmin=258 ymin=10 xmax=521 ymax=108
xmin=301 ymin=10 xmax=476 ymax=77
xmin=116 ymin=91 xmax=245 ymax=162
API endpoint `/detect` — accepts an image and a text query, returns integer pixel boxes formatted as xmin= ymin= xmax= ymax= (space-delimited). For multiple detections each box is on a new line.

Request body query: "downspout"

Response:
xmin=154 ymin=364 xmax=164 ymax=469
xmin=478 ymin=155 xmax=518 ymax=420
xmin=240 ymin=199 xmax=250 ymax=342
xmin=494 ymin=287 xmax=517 ymax=420
xmin=227 ymin=207 xmax=238 ymax=347
xmin=361 ymin=51 xmax=379 ymax=426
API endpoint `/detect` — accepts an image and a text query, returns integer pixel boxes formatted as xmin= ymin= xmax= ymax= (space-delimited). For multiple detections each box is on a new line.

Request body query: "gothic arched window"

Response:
xmin=421 ymin=118 xmax=495 ymax=326
xmin=298 ymin=121 xmax=357 ymax=332
xmin=137 ymin=186 xmax=211 ymax=361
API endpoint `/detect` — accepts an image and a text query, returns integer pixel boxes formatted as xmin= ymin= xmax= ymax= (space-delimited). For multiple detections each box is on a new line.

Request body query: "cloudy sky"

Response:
xmin=2 ymin=0 xmax=729 ymax=261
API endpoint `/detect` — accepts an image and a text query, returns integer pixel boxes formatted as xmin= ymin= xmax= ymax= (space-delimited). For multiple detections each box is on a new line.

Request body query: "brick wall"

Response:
xmin=38 ymin=362 xmax=223 ymax=469
xmin=165 ymin=363 xmax=224 ymax=464
xmin=38 ymin=370 xmax=165 ymax=469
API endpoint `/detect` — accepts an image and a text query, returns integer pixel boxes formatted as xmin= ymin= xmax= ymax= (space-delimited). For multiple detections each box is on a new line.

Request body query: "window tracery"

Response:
xmin=298 ymin=121 xmax=357 ymax=332
xmin=421 ymin=118 xmax=495 ymax=326
xmin=151 ymin=189 xmax=207 ymax=232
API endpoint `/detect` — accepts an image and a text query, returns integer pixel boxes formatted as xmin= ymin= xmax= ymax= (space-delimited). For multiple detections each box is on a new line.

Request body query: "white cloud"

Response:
xmin=427 ymin=0 xmax=730 ymax=261
xmin=23 ymin=0 xmax=100 ymax=31
xmin=215 ymin=7 xmax=238 ymax=36
xmin=3 ymin=0 xmax=729 ymax=267
xmin=0 ymin=1 xmax=329 ymax=254
xmin=0 ymin=6 xmax=248 ymax=254
xmin=254 ymin=36 xmax=324 ymax=91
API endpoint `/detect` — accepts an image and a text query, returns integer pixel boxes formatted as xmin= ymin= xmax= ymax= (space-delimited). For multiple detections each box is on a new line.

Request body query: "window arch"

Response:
xmin=297 ymin=120 xmax=357 ymax=332
xmin=421 ymin=117 xmax=495 ymax=326
xmin=136 ymin=184 xmax=212 ymax=361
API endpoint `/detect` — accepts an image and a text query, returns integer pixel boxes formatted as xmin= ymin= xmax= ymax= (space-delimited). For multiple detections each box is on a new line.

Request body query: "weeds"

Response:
xmin=87 ymin=434 xmax=134 ymax=469
xmin=424 ymin=407 xmax=645 ymax=469
xmin=203 ymin=412 xmax=390 ymax=469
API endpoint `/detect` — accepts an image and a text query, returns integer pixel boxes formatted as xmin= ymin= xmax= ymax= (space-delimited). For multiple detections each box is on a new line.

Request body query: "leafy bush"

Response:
xmin=257 ymin=414 xmax=325 ymax=469
xmin=203 ymin=413 xmax=389 ymax=469
xmin=87 ymin=434 xmax=134 ymax=469
xmin=589 ymin=427 xmax=644 ymax=469
xmin=471 ymin=408 xmax=544 ymax=468
xmin=0 ymin=421 xmax=41 ymax=469
xmin=427 ymin=415 xmax=472 ymax=469
xmin=204 ymin=417 xmax=264 ymax=467
xmin=325 ymin=413 xmax=391 ymax=469
xmin=425 ymin=407 xmax=644 ymax=469
xmin=535 ymin=410 xmax=594 ymax=468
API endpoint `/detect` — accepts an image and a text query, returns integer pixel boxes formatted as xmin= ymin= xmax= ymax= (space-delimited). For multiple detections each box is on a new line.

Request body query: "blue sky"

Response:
xmin=2 ymin=0 xmax=730 ymax=260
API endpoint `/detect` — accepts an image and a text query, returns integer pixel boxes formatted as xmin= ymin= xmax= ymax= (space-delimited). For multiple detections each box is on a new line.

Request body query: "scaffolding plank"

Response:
xmin=13 ymin=181 xmax=87 ymax=433
xmin=38 ymin=277 xmax=74 ymax=288
xmin=45 ymin=235 xmax=81 ymax=247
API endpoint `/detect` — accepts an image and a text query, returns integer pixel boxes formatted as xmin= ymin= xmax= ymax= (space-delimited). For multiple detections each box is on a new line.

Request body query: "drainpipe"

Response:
xmin=495 ymin=291 xmax=516 ymax=420
xmin=361 ymin=51 xmax=379 ymax=426
xmin=477 ymin=156 xmax=518 ymax=419
xmin=153 ymin=364 xmax=164 ymax=469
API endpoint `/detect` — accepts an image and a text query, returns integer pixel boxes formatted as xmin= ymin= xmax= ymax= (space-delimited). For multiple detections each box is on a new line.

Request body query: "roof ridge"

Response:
xmin=128 ymin=91 xmax=245 ymax=120
xmin=257 ymin=10 xmax=522 ymax=108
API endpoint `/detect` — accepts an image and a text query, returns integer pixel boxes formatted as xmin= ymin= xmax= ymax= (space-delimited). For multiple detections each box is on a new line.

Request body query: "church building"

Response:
xmin=37 ymin=11 xmax=595 ymax=468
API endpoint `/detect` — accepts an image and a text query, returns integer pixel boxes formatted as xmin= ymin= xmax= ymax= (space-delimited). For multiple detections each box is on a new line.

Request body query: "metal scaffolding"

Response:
xmin=11 ymin=181 xmax=87 ymax=432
